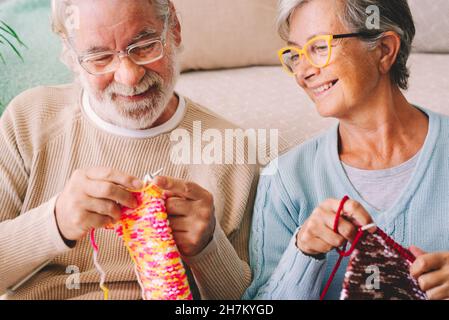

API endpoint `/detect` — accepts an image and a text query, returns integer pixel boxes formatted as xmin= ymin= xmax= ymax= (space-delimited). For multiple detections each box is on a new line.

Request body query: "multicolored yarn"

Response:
xmin=90 ymin=178 xmax=192 ymax=300
xmin=89 ymin=229 xmax=109 ymax=300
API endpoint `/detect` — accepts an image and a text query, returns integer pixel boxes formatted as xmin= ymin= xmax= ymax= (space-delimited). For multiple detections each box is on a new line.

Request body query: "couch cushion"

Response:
xmin=173 ymin=0 xmax=284 ymax=71
xmin=409 ymin=0 xmax=449 ymax=53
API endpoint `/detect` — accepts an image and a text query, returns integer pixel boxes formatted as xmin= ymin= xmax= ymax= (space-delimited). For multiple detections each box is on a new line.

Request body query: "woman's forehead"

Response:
xmin=288 ymin=0 xmax=346 ymax=45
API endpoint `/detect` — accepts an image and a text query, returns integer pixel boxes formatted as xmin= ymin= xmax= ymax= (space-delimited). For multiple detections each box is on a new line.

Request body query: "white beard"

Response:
xmin=80 ymin=51 xmax=180 ymax=130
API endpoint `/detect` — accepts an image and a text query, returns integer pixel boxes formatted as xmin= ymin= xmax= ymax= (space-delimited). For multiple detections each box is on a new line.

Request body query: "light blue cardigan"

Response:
xmin=244 ymin=107 xmax=449 ymax=300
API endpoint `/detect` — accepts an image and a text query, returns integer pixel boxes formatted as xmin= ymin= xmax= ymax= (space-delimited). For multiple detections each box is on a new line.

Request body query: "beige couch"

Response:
xmin=175 ymin=0 xmax=449 ymax=150
xmin=1 ymin=0 xmax=448 ymax=301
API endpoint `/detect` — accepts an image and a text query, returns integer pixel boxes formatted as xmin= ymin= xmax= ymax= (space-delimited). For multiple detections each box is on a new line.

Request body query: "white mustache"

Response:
xmin=104 ymin=72 xmax=163 ymax=97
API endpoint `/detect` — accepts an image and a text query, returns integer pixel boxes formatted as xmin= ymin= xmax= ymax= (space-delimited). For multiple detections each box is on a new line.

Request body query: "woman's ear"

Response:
xmin=377 ymin=31 xmax=402 ymax=75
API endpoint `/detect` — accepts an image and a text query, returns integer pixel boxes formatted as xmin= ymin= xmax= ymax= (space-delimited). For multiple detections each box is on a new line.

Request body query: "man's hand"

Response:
xmin=410 ymin=246 xmax=449 ymax=300
xmin=154 ymin=176 xmax=216 ymax=257
xmin=55 ymin=167 xmax=142 ymax=242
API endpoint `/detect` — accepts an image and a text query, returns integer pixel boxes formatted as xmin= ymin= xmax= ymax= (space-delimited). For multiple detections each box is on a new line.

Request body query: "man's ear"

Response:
xmin=169 ymin=2 xmax=182 ymax=47
xmin=377 ymin=31 xmax=402 ymax=75
xmin=60 ymin=40 xmax=79 ymax=73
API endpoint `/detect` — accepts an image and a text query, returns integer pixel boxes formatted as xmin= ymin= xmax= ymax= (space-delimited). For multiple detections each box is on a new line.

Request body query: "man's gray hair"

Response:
xmin=277 ymin=0 xmax=416 ymax=90
xmin=51 ymin=0 xmax=171 ymax=38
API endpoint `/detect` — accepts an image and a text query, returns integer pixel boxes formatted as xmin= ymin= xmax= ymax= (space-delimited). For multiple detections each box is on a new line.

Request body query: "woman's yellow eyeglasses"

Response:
xmin=278 ymin=33 xmax=366 ymax=75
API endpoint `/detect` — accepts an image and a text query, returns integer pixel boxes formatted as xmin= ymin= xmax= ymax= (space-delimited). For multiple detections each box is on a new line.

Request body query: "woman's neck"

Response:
xmin=338 ymin=86 xmax=429 ymax=170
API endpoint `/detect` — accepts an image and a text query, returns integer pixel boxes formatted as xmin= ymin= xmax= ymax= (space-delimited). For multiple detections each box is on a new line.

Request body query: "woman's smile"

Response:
xmin=308 ymin=79 xmax=339 ymax=99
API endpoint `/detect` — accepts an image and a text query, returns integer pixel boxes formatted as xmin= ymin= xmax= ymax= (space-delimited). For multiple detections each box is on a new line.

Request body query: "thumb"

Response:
xmin=409 ymin=245 xmax=427 ymax=257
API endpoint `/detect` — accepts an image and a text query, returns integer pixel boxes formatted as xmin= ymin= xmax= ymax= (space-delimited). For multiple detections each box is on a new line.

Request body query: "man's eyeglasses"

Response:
xmin=69 ymin=17 xmax=169 ymax=76
xmin=278 ymin=33 xmax=370 ymax=75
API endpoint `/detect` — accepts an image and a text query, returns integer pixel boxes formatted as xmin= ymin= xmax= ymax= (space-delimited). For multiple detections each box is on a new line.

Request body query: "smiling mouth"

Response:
xmin=115 ymin=86 xmax=158 ymax=101
xmin=311 ymin=79 xmax=339 ymax=96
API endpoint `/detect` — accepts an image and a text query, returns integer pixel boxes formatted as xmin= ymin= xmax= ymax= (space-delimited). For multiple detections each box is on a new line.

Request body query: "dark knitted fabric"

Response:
xmin=340 ymin=230 xmax=427 ymax=300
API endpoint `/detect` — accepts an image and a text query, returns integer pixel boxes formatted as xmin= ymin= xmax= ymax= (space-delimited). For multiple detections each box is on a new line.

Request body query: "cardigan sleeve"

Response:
xmin=243 ymin=171 xmax=327 ymax=300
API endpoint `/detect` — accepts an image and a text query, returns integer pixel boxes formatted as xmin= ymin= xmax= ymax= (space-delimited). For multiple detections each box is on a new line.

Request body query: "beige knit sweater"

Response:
xmin=0 ymin=83 xmax=259 ymax=300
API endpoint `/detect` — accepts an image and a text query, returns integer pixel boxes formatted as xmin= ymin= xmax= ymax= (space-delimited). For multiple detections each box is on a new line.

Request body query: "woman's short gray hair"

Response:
xmin=277 ymin=0 xmax=416 ymax=90
xmin=51 ymin=0 xmax=171 ymax=38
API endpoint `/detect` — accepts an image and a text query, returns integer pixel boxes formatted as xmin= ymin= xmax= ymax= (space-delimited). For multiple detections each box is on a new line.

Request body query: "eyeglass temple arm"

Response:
xmin=333 ymin=31 xmax=380 ymax=39
xmin=333 ymin=33 xmax=363 ymax=39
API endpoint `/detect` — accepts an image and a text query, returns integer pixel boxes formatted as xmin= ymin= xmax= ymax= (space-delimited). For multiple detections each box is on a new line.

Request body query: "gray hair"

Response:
xmin=277 ymin=0 xmax=416 ymax=90
xmin=51 ymin=0 xmax=171 ymax=38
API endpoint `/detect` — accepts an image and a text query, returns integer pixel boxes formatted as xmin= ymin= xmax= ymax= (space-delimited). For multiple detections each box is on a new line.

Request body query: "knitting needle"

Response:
xmin=150 ymin=168 xmax=164 ymax=180
xmin=361 ymin=223 xmax=377 ymax=231
xmin=143 ymin=168 xmax=164 ymax=184
xmin=7 ymin=259 xmax=52 ymax=294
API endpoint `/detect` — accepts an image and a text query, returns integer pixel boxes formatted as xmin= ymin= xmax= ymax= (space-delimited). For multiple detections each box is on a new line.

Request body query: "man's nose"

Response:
xmin=114 ymin=57 xmax=146 ymax=87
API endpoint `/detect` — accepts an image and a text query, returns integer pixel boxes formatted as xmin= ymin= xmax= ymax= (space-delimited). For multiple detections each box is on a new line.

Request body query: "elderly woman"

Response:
xmin=244 ymin=0 xmax=449 ymax=300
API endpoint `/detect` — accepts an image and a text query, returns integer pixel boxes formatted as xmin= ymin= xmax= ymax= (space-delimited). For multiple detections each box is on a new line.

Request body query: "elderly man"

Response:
xmin=0 ymin=0 xmax=258 ymax=300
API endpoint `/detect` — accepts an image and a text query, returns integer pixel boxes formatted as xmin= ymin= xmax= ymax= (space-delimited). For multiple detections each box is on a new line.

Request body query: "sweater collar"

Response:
xmin=327 ymin=106 xmax=440 ymax=231
xmin=81 ymin=89 xmax=186 ymax=139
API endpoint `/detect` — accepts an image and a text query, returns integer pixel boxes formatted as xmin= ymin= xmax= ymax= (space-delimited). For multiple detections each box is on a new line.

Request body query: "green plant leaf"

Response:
xmin=0 ymin=33 xmax=24 ymax=61
xmin=0 ymin=21 xmax=27 ymax=48
xmin=0 ymin=20 xmax=19 ymax=37
xmin=0 ymin=19 xmax=27 ymax=63
xmin=0 ymin=51 xmax=5 ymax=64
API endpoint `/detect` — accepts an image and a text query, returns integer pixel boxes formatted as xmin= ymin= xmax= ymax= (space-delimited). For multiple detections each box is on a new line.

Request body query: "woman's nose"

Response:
xmin=114 ymin=57 xmax=146 ymax=87
xmin=295 ymin=57 xmax=320 ymax=82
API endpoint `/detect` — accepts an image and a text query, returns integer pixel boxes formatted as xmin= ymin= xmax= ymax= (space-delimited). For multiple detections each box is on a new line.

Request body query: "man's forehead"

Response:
xmin=71 ymin=0 xmax=162 ymax=53
xmin=72 ymin=0 xmax=155 ymax=13
xmin=73 ymin=0 xmax=159 ymax=33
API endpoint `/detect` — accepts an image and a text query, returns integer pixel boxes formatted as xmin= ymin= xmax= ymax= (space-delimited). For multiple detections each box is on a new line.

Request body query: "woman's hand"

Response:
xmin=296 ymin=198 xmax=376 ymax=256
xmin=410 ymin=246 xmax=449 ymax=300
